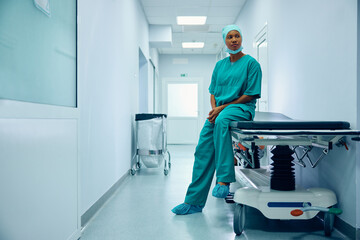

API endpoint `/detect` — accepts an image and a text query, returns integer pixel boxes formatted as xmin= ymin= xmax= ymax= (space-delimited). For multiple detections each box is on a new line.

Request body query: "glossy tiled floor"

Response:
xmin=80 ymin=145 xmax=349 ymax=240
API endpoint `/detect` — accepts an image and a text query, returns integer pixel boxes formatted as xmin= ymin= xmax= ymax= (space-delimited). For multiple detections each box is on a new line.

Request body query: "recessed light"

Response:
xmin=182 ymin=42 xmax=205 ymax=48
xmin=177 ymin=16 xmax=207 ymax=25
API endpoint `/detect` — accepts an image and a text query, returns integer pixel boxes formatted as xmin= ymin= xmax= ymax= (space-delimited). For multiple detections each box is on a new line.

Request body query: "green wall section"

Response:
xmin=0 ymin=0 xmax=76 ymax=107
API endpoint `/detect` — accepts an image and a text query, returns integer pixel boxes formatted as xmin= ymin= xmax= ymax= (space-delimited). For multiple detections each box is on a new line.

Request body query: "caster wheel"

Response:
xmin=324 ymin=211 xmax=334 ymax=236
xmin=225 ymin=192 xmax=235 ymax=204
xmin=168 ymin=162 xmax=171 ymax=169
xmin=130 ymin=168 xmax=136 ymax=175
xmin=136 ymin=162 xmax=141 ymax=169
xmin=234 ymin=204 xmax=246 ymax=235
xmin=164 ymin=169 xmax=169 ymax=176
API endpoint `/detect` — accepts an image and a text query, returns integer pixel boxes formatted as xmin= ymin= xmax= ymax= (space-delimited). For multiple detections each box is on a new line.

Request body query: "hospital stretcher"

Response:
xmin=229 ymin=112 xmax=360 ymax=236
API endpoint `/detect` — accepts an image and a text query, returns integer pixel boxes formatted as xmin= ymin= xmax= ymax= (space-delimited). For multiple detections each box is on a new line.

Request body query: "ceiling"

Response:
xmin=139 ymin=0 xmax=247 ymax=55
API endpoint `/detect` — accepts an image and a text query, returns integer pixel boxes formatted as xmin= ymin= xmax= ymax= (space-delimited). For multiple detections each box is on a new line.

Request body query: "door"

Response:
xmin=162 ymin=78 xmax=203 ymax=144
xmin=0 ymin=1 xmax=80 ymax=238
xmin=255 ymin=24 xmax=269 ymax=112
xmin=139 ymin=48 xmax=148 ymax=113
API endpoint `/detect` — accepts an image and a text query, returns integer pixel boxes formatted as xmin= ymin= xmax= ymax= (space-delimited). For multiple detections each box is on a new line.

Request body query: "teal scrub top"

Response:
xmin=209 ymin=55 xmax=262 ymax=119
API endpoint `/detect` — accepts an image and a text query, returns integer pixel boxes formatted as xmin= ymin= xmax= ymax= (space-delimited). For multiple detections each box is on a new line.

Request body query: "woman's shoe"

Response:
xmin=171 ymin=203 xmax=203 ymax=215
xmin=212 ymin=184 xmax=229 ymax=198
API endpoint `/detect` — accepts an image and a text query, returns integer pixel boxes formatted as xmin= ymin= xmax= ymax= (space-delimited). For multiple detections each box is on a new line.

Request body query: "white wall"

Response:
xmin=0 ymin=0 xmax=155 ymax=239
xmin=0 ymin=103 xmax=80 ymax=240
xmin=159 ymin=54 xmax=217 ymax=121
xmin=78 ymin=0 xmax=154 ymax=216
xmin=236 ymin=0 xmax=358 ymax=228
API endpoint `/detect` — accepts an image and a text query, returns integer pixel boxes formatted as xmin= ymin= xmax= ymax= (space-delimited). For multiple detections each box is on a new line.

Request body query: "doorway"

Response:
xmin=255 ymin=24 xmax=269 ymax=112
xmin=162 ymin=78 xmax=203 ymax=144
xmin=139 ymin=48 xmax=148 ymax=113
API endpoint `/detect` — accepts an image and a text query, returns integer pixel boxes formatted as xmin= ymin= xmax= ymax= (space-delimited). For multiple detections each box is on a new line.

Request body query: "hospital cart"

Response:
xmin=131 ymin=113 xmax=171 ymax=176
xmin=230 ymin=112 xmax=360 ymax=236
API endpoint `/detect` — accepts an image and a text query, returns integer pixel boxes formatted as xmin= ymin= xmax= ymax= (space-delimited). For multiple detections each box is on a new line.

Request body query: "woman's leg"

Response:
xmin=184 ymin=120 xmax=216 ymax=206
xmin=213 ymin=106 xmax=251 ymax=184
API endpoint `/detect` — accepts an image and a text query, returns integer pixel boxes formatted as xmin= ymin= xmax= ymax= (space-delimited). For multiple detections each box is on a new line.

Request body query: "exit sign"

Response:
xmin=180 ymin=73 xmax=188 ymax=77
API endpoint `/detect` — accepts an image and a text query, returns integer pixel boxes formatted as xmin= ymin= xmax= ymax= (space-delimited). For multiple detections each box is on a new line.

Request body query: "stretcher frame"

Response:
xmin=229 ymin=111 xmax=360 ymax=237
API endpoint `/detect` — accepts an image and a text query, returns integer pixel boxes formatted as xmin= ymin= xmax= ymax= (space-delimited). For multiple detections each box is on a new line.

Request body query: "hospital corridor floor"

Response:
xmin=80 ymin=145 xmax=349 ymax=240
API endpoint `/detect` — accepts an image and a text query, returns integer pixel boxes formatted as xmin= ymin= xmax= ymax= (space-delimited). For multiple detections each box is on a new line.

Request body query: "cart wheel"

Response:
xmin=130 ymin=168 xmax=136 ymax=175
xmin=167 ymin=151 xmax=171 ymax=169
xmin=164 ymin=169 xmax=169 ymax=176
xmin=234 ymin=204 xmax=246 ymax=235
xmin=324 ymin=211 xmax=334 ymax=236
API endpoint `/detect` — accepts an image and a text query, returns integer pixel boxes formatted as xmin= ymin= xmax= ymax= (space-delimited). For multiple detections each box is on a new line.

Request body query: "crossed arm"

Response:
xmin=207 ymin=94 xmax=256 ymax=123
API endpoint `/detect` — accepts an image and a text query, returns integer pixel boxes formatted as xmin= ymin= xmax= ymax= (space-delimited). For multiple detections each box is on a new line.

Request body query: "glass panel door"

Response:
xmin=167 ymin=83 xmax=198 ymax=117
xmin=162 ymin=78 xmax=203 ymax=144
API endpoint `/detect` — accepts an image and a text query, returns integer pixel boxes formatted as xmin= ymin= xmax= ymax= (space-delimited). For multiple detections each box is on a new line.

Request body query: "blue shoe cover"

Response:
xmin=171 ymin=203 xmax=203 ymax=215
xmin=212 ymin=184 xmax=229 ymax=198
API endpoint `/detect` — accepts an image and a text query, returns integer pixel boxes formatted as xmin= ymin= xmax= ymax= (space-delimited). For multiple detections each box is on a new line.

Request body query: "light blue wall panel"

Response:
xmin=0 ymin=119 xmax=79 ymax=240
xmin=0 ymin=0 xmax=76 ymax=107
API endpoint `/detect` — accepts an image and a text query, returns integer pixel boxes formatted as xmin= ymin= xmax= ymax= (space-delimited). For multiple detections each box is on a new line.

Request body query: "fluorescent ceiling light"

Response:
xmin=177 ymin=16 xmax=207 ymax=25
xmin=182 ymin=42 xmax=205 ymax=48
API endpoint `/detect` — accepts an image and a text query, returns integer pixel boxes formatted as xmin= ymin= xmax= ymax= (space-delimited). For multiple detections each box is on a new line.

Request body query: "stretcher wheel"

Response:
xmin=233 ymin=204 xmax=246 ymax=235
xmin=136 ymin=162 xmax=141 ymax=169
xmin=164 ymin=169 xmax=169 ymax=175
xmin=130 ymin=168 xmax=136 ymax=175
xmin=324 ymin=210 xmax=335 ymax=236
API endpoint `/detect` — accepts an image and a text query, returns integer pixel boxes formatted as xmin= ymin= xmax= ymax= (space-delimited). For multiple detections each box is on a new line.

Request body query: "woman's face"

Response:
xmin=225 ymin=30 xmax=242 ymax=51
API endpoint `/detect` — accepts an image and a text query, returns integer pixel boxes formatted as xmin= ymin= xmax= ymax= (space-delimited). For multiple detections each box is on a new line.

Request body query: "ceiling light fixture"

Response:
xmin=182 ymin=42 xmax=205 ymax=48
xmin=177 ymin=16 xmax=207 ymax=25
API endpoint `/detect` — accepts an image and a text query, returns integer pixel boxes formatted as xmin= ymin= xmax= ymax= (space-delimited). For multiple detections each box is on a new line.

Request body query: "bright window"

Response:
xmin=167 ymin=83 xmax=198 ymax=117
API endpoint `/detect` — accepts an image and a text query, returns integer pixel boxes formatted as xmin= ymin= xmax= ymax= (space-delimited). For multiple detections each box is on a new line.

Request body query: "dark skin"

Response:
xmin=207 ymin=30 xmax=256 ymax=186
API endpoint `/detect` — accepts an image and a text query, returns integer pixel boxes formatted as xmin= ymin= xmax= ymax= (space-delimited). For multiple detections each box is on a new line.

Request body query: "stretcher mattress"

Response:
xmin=230 ymin=112 xmax=350 ymax=130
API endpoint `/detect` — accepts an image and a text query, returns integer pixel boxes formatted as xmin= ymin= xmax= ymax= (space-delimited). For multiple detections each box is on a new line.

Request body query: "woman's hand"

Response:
xmin=207 ymin=106 xmax=224 ymax=123
xmin=207 ymin=95 xmax=256 ymax=124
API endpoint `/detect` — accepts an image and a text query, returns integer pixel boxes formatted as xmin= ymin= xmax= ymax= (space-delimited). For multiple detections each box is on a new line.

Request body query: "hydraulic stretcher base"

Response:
xmin=233 ymin=166 xmax=337 ymax=236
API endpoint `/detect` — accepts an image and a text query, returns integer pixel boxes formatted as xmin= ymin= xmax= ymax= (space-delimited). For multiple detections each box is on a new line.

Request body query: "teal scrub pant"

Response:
xmin=184 ymin=105 xmax=251 ymax=206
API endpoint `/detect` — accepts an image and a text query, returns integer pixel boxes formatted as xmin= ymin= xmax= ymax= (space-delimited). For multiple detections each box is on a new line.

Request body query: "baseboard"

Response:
xmin=81 ymin=172 xmax=129 ymax=228
xmin=318 ymin=213 xmax=358 ymax=239
xmin=334 ymin=216 xmax=358 ymax=240
xmin=67 ymin=229 xmax=81 ymax=240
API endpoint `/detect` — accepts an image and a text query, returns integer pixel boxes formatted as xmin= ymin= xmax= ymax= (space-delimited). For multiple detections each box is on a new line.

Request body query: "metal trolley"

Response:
xmin=131 ymin=114 xmax=171 ymax=176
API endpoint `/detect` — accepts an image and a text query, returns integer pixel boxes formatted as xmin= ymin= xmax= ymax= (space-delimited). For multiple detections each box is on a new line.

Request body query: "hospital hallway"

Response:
xmin=80 ymin=145 xmax=349 ymax=240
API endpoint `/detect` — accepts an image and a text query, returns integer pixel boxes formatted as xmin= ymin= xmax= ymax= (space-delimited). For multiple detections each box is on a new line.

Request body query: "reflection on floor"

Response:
xmin=81 ymin=145 xmax=349 ymax=240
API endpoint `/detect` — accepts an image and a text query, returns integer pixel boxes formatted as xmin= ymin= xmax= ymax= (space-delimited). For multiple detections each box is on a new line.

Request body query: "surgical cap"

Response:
xmin=222 ymin=25 xmax=243 ymax=43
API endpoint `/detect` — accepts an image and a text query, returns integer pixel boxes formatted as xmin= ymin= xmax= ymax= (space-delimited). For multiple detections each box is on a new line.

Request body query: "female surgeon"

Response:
xmin=172 ymin=25 xmax=262 ymax=215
